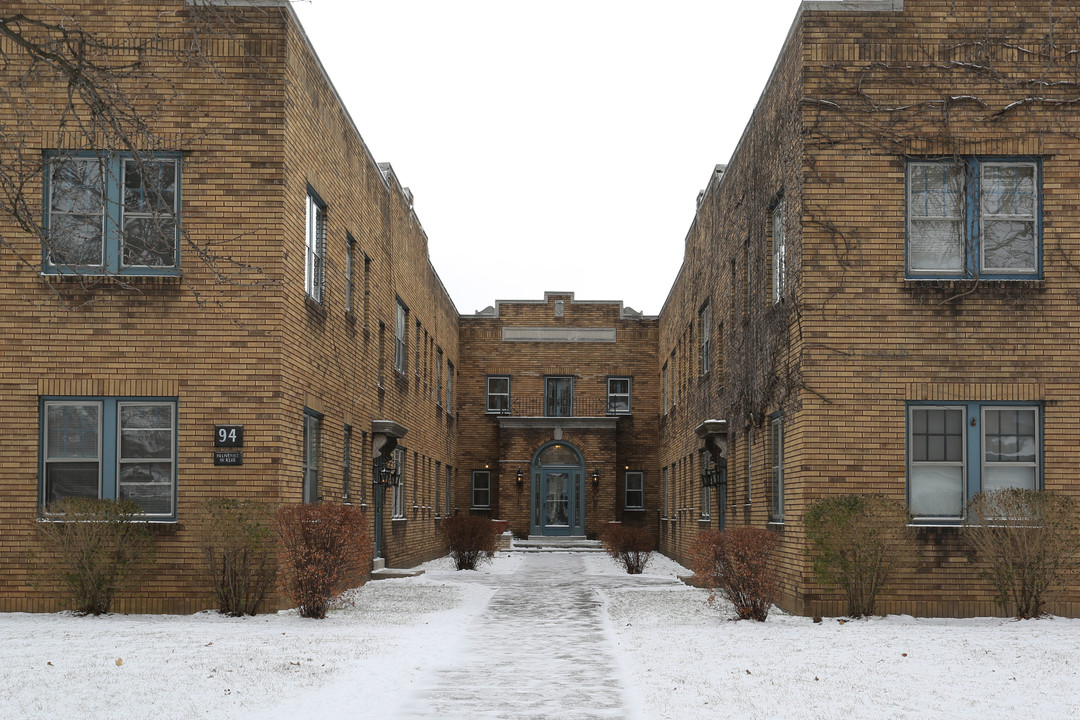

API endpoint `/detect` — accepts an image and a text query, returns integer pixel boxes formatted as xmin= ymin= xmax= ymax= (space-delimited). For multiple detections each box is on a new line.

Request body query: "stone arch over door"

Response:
xmin=530 ymin=441 xmax=586 ymax=537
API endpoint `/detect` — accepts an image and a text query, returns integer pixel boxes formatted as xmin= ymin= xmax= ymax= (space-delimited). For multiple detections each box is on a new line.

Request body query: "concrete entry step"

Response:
xmin=370 ymin=567 xmax=425 ymax=580
xmin=511 ymin=536 xmax=605 ymax=552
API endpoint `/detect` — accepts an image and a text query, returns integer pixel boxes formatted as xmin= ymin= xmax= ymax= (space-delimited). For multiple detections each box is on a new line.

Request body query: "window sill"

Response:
xmin=698 ymin=518 xmax=712 ymax=524
xmin=767 ymin=520 xmax=785 ymax=526
xmin=909 ymin=521 xmax=963 ymax=528
xmin=903 ymin=277 xmax=1043 ymax=291
xmin=623 ymin=507 xmax=645 ymax=512
xmin=38 ymin=516 xmax=178 ymax=524
xmin=42 ymin=270 xmax=182 ymax=284
xmin=304 ymin=294 xmax=327 ymax=318
xmin=391 ymin=517 xmax=407 ymax=523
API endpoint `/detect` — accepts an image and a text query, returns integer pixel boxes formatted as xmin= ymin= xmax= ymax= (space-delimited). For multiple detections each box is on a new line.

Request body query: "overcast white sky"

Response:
xmin=291 ymin=0 xmax=812 ymax=316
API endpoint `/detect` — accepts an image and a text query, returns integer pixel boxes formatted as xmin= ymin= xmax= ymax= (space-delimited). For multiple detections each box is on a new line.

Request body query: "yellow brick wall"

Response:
xmin=659 ymin=0 xmax=1080 ymax=617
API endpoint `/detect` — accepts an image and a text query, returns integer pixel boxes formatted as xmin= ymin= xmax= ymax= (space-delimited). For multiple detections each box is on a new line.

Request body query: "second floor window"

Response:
xmin=305 ymin=189 xmax=326 ymax=302
xmin=771 ymin=198 xmax=786 ymax=304
xmin=907 ymin=158 xmax=1040 ymax=279
xmin=394 ymin=300 xmax=408 ymax=374
xmin=45 ymin=153 xmax=180 ymax=275
xmin=699 ymin=303 xmax=711 ymax=375
xmin=344 ymin=235 xmax=355 ymax=313
xmin=607 ymin=377 xmax=631 ymax=414
xmin=545 ymin=377 xmax=573 ymax=417
xmin=487 ymin=376 xmax=510 ymax=413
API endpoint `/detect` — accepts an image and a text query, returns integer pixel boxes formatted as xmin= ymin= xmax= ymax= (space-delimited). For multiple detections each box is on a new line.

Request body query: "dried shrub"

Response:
xmin=965 ymin=488 xmax=1080 ymax=619
xmin=442 ymin=515 xmax=498 ymax=570
xmin=688 ymin=527 xmax=779 ymax=621
xmin=196 ymin=499 xmax=278 ymax=616
xmin=276 ymin=504 xmax=371 ymax=619
xmin=599 ymin=524 xmax=654 ymax=574
xmin=35 ymin=497 xmax=154 ymax=615
xmin=804 ymin=494 xmax=916 ymax=618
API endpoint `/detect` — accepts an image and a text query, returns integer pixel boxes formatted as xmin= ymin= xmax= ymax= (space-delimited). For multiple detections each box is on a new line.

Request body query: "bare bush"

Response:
xmin=35 ymin=497 xmax=153 ymax=615
xmin=196 ymin=499 xmax=277 ymax=616
xmin=804 ymin=494 xmax=916 ymax=618
xmin=688 ymin=527 xmax=780 ymax=621
xmin=441 ymin=515 xmax=498 ymax=570
xmin=276 ymin=504 xmax=371 ymax=619
xmin=599 ymin=524 xmax=654 ymax=574
xmin=965 ymin=488 xmax=1080 ymax=619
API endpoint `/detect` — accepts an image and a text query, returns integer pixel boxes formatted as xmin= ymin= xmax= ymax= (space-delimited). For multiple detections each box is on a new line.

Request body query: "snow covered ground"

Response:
xmin=1 ymin=551 xmax=1077 ymax=719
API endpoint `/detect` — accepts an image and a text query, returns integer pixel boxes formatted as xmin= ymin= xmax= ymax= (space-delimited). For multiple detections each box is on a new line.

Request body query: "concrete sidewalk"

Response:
xmin=390 ymin=552 xmax=680 ymax=720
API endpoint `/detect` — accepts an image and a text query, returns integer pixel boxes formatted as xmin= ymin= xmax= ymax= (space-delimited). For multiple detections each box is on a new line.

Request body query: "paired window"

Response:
xmin=607 ymin=377 xmax=632 ymax=415
xmin=305 ymin=189 xmax=326 ymax=302
xmin=302 ymin=410 xmax=321 ymax=503
xmin=907 ymin=158 xmax=1040 ymax=279
xmin=471 ymin=470 xmax=491 ymax=509
xmin=699 ymin=303 xmax=711 ymax=375
xmin=44 ymin=153 xmax=180 ymax=275
xmin=41 ymin=398 xmax=176 ymax=518
xmin=770 ymin=415 xmax=783 ymax=521
xmin=394 ymin=300 xmax=408 ymax=375
xmin=908 ymin=404 xmax=1040 ymax=520
xmin=771 ymin=198 xmax=786 ymax=304
xmin=545 ymin=376 xmax=573 ymax=417
xmin=624 ymin=471 xmax=644 ymax=510
xmin=486 ymin=376 xmax=511 ymax=414
xmin=392 ymin=446 xmax=406 ymax=518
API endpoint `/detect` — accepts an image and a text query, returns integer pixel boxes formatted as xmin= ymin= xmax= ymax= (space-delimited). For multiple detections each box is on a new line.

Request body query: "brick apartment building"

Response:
xmin=660 ymin=0 xmax=1080 ymax=617
xmin=1 ymin=0 xmax=1078 ymax=617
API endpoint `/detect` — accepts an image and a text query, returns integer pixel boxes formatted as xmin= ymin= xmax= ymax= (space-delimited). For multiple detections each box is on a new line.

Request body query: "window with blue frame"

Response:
xmin=907 ymin=403 xmax=1041 ymax=520
xmin=907 ymin=158 xmax=1040 ymax=279
xmin=44 ymin=153 xmax=180 ymax=275
xmin=41 ymin=397 xmax=177 ymax=518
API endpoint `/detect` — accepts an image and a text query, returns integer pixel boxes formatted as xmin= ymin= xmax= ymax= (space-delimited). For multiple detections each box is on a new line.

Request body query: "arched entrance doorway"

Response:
xmin=530 ymin=441 xmax=586 ymax=537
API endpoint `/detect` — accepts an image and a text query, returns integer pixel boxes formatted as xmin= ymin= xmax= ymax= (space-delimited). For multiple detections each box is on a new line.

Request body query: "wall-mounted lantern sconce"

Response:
xmin=516 ymin=466 xmax=524 ymax=486
xmin=592 ymin=468 xmax=600 ymax=488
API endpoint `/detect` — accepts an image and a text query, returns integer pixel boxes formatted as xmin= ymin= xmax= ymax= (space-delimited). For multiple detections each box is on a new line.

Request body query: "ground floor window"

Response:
xmin=770 ymin=415 xmax=783 ymax=522
xmin=472 ymin=470 xmax=491 ymax=509
xmin=41 ymin=397 xmax=176 ymax=518
xmin=302 ymin=410 xmax=322 ymax=504
xmin=624 ymin=471 xmax=644 ymax=509
xmin=908 ymin=403 xmax=1040 ymax=520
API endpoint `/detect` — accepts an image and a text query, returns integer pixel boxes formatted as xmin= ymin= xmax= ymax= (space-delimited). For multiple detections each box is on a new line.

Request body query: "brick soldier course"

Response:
xmin=1 ymin=0 xmax=1078 ymax=617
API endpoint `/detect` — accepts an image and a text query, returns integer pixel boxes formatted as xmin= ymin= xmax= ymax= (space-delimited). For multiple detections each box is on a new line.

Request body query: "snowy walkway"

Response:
xmin=390 ymin=552 xmax=677 ymax=720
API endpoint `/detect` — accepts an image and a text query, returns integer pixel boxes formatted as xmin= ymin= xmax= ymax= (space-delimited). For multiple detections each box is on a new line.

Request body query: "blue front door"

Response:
xmin=533 ymin=467 xmax=583 ymax=536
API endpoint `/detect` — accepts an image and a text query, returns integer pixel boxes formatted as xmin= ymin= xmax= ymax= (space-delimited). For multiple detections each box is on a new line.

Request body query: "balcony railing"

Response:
xmin=488 ymin=396 xmax=628 ymax=417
